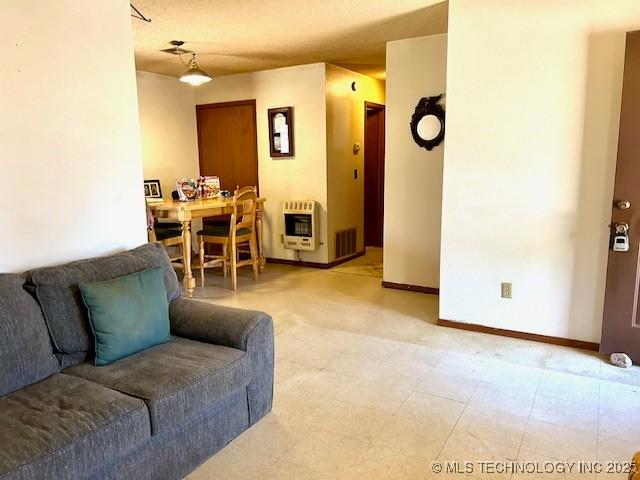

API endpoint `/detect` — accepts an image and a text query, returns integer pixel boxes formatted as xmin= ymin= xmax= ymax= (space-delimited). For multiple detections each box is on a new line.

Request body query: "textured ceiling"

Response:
xmin=131 ymin=0 xmax=448 ymax=79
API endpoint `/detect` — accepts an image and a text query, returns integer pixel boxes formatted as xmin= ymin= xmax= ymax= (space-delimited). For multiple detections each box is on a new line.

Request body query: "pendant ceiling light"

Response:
xmin=179 ymin=53 xmax=212 ymax=86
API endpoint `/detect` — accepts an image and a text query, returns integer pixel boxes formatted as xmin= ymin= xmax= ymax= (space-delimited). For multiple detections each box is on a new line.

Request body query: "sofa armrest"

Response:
xmin=168 ymin=297 xmax=274 ymax=425
xmin=169 ymin=297 xmax=272 ymax=351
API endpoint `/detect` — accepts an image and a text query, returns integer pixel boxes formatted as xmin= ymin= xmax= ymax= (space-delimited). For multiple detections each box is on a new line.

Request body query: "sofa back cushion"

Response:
xmin=0 ymin=274 xmax=60 ymax=396
xmin=28 ymin=243 xmax=181 ymax=367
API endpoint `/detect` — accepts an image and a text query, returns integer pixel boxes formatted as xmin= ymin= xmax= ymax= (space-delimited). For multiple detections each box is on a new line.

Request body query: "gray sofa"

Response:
xmin=0 ymin=243 xmax=274 ymax=480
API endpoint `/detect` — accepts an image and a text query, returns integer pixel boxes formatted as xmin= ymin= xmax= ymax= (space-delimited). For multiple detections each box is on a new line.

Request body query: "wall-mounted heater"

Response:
xmin=283 ymin=200 xmax=319 ymax=251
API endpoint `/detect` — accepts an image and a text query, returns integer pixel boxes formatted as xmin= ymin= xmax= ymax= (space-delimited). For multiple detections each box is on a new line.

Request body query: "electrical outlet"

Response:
xmin=501 ymin=282 xmax=512 ymax=299
xmin=280 ymin=234 xmax=284 ymax=244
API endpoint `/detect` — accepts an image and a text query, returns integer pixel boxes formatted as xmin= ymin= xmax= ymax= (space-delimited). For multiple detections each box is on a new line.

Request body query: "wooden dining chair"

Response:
xmin=148 ymin=223 xmax=184 ymax=266
xmin=198 ymin=186 xmax=260 ymax=290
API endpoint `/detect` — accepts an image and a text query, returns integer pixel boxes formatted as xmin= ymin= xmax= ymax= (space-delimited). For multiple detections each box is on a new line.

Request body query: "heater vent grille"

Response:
xmin=335 ymin=228 xmax=357 ymax=259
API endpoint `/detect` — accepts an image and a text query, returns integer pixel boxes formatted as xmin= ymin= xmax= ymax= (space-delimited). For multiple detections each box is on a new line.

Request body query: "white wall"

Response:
xmin=441 ymin=0 xmax=640 ymax=342
xmin=136 ymin=71 xmax=203 ymax=246
xmin=194 ymin=64 xmax=329 ymax=263
xmin=384 ymin=34 xmax=447 ymax=288
xmin=0 ymin=0 xmax=146 ymax=273
xmin=325 ymin=65 xmax=385 ymax=260
xmin=137 ymin=72 xmax=199 ymax=200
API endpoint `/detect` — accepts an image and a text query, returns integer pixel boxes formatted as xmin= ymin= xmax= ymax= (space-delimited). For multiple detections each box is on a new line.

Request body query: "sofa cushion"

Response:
xmin=0 ymin=274 xmax=59 ymax=397
xmin=0 ymin=373 xmax=150 ymax=480
xmin=27 ymin=243 xmax=181 ymax=367
xmin=65 ymin=337 xmax=252 ymax=434
xmin=80 ymin=267 xmax=170 ymax=366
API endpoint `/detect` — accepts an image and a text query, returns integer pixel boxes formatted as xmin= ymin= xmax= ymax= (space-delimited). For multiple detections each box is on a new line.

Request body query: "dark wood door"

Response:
xmin=196 ymin=100 xmax=258 ymax=192
xmin=364 ymin=103 xmax=385 ymax=247
xmin=601 ymin=31 xmax=640 ymax=362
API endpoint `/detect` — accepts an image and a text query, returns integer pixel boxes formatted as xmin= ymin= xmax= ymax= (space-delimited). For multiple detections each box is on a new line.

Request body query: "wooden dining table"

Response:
xmin=149 ymin=197 xmax=266 ymax=297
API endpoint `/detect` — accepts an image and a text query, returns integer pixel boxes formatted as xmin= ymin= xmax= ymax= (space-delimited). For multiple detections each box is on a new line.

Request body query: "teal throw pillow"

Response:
xmin=80 ymin=267 xmax=170 ymax=366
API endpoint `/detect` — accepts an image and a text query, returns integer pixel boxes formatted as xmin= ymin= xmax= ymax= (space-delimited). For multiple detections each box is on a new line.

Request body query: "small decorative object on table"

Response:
xmin=176 ymin=179 xmax=198 ymax=201
xmin=144 ymin=179 xmax=163 ymax=202
xmin=198 ymin=176 xmax=221 ymax=198
xmin=268 ymin=106 xmax=294 ymax=157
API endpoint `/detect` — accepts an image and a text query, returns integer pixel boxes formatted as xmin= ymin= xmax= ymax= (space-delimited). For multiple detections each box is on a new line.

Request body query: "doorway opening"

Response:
xmin=362 ymin=101 xmax=385 ymax=273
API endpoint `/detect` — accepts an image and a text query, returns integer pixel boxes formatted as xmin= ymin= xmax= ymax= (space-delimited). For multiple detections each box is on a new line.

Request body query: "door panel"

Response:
xmin=364 ymin=104 xmax=385 ymax=247
xmin=601 ymin=31 xmax=640 ymax=361
xmin=196 ymin=100 xmax=258 ymax=192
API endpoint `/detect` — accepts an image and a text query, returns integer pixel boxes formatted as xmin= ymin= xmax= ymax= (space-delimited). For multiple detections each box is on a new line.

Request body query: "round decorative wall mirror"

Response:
xmin=410 ymin=95 xmax=445 ymax=151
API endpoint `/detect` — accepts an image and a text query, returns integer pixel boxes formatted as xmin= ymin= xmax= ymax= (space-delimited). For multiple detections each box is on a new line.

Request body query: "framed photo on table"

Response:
xmin=144 ymin=179 xmax=163 ymax=202
xmin=268 ymin=106 xmax=294 ymax=157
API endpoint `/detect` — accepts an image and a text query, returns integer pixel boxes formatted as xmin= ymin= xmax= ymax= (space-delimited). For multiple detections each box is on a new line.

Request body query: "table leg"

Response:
xmin=181 ymin=220 xmax=196 ymax=297
xmin=256 ymin=206 xmax=265 ymax=272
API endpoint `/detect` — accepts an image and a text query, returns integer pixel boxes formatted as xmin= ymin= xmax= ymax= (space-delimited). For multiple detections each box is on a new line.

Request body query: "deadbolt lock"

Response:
xmin=616 ymin=200 xmax=631 ymax=210
xmin=612 ymin=222 xmax=630 ymax=252
xmin=614 ymin=222 xmax=629 ymax=235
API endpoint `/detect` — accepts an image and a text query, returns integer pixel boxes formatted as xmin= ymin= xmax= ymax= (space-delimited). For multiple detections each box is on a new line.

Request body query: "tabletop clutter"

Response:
xmin=176 ymin=176 xmax=226 ymax=201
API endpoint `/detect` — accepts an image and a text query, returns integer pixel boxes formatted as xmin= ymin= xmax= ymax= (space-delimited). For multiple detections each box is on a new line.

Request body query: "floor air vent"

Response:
xmin=335 ymin=228 xmax=357 ymax=259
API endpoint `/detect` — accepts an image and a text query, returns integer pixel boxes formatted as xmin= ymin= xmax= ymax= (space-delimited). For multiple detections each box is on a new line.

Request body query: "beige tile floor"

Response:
xmin=186 ymin=252 xmax=640 ymax=480
xmin=329 ymin=247 xmax=383 ymax=278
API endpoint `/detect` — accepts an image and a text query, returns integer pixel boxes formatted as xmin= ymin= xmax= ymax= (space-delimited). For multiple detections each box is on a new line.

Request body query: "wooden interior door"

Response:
xmin=364 ymin=102 xmax=385 ymax=247
xmin=196 ymin=100 xmax=259 ymax=192
xmin=601 ymin=31 xmax=640 ymax=362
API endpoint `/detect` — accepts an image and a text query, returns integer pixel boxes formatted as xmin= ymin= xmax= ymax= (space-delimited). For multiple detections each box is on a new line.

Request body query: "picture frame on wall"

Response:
xmin=144 ymin=179 xmax=163 ymax=203
xmin=268 ymin=106 xmax=295 ymax=157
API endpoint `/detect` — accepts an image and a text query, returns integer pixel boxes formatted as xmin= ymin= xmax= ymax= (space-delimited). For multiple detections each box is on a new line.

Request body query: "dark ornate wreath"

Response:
xmin=410 ymin=95 xmax=445 ymax=151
